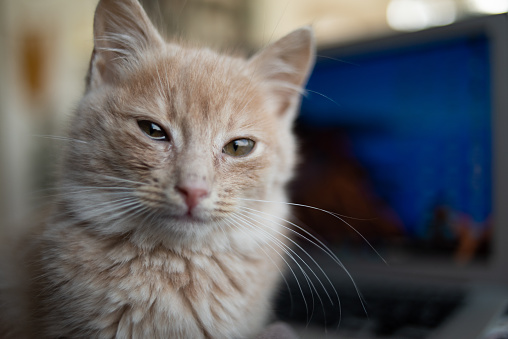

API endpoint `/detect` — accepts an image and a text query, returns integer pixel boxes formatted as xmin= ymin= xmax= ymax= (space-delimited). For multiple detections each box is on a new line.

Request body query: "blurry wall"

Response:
xmin=249 ymin=0 xmax=392 ymax=47
xmin=0 ymin=0 xmax=97 ymax=235
xmin=141 ymin=0 xmax=250 ymax=51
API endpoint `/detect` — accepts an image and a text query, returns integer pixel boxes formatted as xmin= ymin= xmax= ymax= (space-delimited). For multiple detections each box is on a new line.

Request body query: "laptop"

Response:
xmin=274 ymin=14 xmax=508 ymax=339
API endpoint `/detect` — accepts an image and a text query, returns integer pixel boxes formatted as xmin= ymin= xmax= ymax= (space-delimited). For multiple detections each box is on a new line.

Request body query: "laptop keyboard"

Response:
xmin=275 ymin=282 xmax=466 ymax=338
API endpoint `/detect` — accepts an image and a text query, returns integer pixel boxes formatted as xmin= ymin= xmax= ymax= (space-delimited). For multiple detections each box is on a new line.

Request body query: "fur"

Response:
xmin=0 ymin=0 xmax=315 ymax=338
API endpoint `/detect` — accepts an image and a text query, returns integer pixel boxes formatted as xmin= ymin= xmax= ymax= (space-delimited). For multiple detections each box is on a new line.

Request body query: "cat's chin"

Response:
xmin=136 ymin=214 xmax=230 ymax=250
xmin=149 ymin=210 xmax=220 ymax=231
xmin=172 ymin=214 xmax=210 ymax=224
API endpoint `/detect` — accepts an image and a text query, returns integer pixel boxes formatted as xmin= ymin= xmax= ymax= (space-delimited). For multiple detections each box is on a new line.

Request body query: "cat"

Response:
xmin=0 ymin=0 xmax=315 ymax=337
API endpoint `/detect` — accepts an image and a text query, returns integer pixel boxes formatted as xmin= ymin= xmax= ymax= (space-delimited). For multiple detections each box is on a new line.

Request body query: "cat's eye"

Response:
xmin=138 ymin=120 xmax=169 ymax=141
xmin=223 ymin=138 xmax=255 ymax=157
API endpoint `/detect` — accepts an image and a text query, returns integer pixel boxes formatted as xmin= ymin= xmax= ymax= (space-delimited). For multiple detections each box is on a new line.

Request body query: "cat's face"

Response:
xmin=58 ymin=0 xmax=314 ymax=246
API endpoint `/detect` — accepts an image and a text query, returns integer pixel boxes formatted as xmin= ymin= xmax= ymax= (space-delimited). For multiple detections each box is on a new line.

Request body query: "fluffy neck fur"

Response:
xmin=1 ymin=0 xmax=315 ymax=337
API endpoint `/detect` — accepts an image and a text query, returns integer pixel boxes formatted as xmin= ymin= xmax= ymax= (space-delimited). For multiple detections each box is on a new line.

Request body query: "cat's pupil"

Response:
xmin=150 ymin=123 xmax=160 ymax=135
xmin=234 ymin=140 xmax=244 ymax=151
xmin=223 ymin=138 xmax=255 ymax=157
xmin=138 ymin=120 xmax=168 ymax=141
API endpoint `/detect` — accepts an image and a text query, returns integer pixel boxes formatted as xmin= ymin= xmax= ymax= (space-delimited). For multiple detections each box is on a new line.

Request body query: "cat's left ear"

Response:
xmin=86 ymin=0 xmax=164 ymax=92
xmin=248 ymin=27 xmax=316 ymax=119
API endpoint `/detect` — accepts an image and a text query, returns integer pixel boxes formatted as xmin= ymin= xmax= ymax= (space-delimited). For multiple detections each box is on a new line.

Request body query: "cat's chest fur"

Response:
xmin=31 ymin=224 xmax=281 ymax=339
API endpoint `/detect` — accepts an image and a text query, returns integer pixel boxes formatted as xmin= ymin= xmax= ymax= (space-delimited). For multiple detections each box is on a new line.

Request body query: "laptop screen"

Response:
xmin=292 ymin=28 xmax=493 ymax=266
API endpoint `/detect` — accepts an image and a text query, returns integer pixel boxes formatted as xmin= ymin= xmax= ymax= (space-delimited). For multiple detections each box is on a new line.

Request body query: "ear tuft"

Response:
xmin=86 ymin=0 xmax=164 ymax=92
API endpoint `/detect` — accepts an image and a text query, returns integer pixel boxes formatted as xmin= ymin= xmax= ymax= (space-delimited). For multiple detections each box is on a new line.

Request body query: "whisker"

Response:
xmin=238 ymin=198 xmax=386 ymax=265
xmin=37 ymin=188 xmax=135 ymax=199
xmin=305 ymin=89 xmax=341 ymax=108
xmin=51 ymin=196 xmax=139 ymax=220
xmin=137 ymin=205 xmax=159 ymax=227
xmin=96 ymin=175 xmax=145 ymax=187
xmin=265 ymin=0 xmax=291 ymax=47
xmin=81 ymin=197 xmax=137 ymax=214
xmin=239 ymin=205 xmax=350 ymax=273
xmin=230 ymin=214 xmax=325 ymax=324
xmin=226 ymin=216 xmax=312 ymax=322
xmin=234 ymin=211 xmax=337 ymax=327
xmin=176 ymin=0 xmax=189 ymax=27
xmin=136 ymin=188 xmax=166 ymax=196
xmin=122 ymin=203 xmax=151 ymax=221
xmin=316 ymin=55 xmax=359 ymax=66
xmin=232 ymin=216 xmax=323 ymax=324
xmin=239 ymin=204 xmax=368 ymax=321
xmin=221 ymin=218 xmax=294 ymax=313
xmin=38 ymin=186 xmax=136 ymax=193
xmin=98 ymin=200 xmax=145 ymax=222
xmin=33 ymin=135 xmax=88 ymax=144
xmin=237 ymin=210 xmax=339 ymax=307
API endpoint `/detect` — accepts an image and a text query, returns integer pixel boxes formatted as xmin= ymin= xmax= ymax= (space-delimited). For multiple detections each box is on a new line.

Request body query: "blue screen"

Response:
xmin=296 ymin=35 xmax=492 ymax=259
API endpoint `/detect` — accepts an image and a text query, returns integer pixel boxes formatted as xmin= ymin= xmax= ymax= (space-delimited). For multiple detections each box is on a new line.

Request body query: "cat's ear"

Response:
xmin=248 ymin=27 xmax=315 ymax=119
xmin=86 ymin=0 xmax=164 ymax=92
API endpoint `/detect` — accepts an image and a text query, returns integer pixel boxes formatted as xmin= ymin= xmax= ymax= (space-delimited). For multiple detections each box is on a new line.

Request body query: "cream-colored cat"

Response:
xmin=0 ymin=0 xmax=315 ymax=337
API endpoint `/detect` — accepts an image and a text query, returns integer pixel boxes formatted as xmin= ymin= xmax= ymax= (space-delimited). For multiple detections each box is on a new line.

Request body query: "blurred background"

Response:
xmin=1 ymin=0 xmax=506 ymax=237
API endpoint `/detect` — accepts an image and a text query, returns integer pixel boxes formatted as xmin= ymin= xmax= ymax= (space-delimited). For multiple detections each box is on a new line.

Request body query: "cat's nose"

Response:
xmin=176 ymin=185 xmax=209 ymax=211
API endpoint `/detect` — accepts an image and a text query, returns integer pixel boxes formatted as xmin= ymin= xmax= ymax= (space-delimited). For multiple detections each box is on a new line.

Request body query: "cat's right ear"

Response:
xmin=86 ymin=0 xmax=164 ymax=92
xmin=248 ymin=27 xmax=316 ymax=120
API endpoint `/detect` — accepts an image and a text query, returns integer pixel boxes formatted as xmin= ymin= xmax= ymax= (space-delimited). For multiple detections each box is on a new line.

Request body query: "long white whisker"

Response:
xmin=227 ymin=216 xmax=313 ymax=322
xmin=266 ymin=0 xmax=291 ymax=47
xmin=237 ymin=210 xmax=339 ymax=306
xmin=81 ymin=197 xmax=138 ymax=215
xmin=52 ymin=197 xmax=138 ymax=220
xmin=137 ymin=204 xmax=160 ymax=228
xmin=39 ymin=186 xmax=136 ymax=193
xmin=96 ymin=175 xmax=145 ymax=187
xmin=222 ymin=218 xmax=294 ymax=313
xmin=121 ymin=203 xmax=151 ymax=222
xmin=39 ymin=189 xmax=135 ymax=199
xmin=235 ymin=211 xmax=337 ymax=327
xmin=305 ymin=89 xmax=341 ymax=108
xmin=33 ymin=135 xmax=88 ymax=144
xmin=316 ymin=54 xmax=359 ymax=66
xmin=239 ymin=204 xmax=368 ymax=320
xmin=230 ymin=213 xmax=322 ymax=324
xmin=240 ymin=206 xmax=347 ymax=269
xmin=101 ymin=200 xmax=145 ymax=222
xmin=239 ymin=198 xmax=386 ymax=265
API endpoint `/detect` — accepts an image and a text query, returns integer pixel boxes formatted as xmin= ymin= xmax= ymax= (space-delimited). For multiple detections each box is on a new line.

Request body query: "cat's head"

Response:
xmin=59 ymin=0 xmax=315 ymax=248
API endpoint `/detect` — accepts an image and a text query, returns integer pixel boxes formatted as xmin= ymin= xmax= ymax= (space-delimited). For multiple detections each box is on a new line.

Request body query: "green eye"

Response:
xmin=138 ymin=120 xmax=168 ymax=141
xmin=223 ymin=138 xmax=255 ymax=157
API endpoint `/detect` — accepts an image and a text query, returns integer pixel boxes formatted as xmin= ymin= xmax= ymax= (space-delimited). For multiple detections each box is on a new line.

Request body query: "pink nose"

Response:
xmin=176 ymin=186 xmax=208 ymax=211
